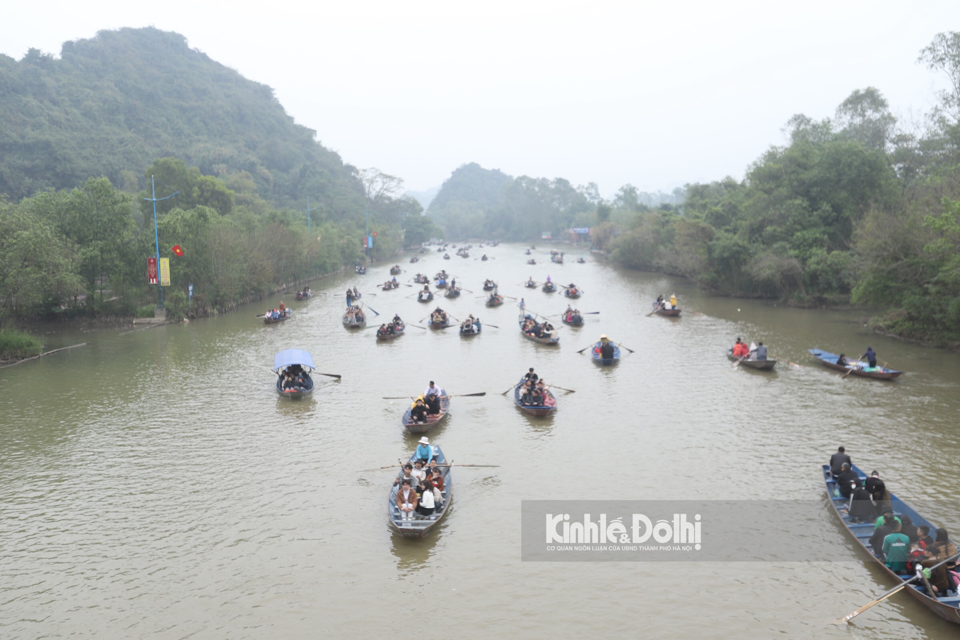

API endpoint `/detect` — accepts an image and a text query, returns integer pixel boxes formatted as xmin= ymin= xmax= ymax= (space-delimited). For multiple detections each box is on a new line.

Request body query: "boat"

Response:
xmin=428 ymin=313 xmax=454 ymax=330
xmin=342 ymin=306 xmax=366 ymax=329
xmin=355 ymin=265 xmax=367 ymax=275
xmin=486 ymin=293 xmax=504 ymax=307
xmin=726 ymin=348 xmax=777 ymax=370
xmin=576 ymin=257 xmax=586 ymax=264
xmin=388 ymin=445 xmax=453 ymax=537
xmin=519 ymin=314 xmax=560 ymax=345
xmin=561 ymin=311 xmax=583 ymax=327
xmin=525 ymin=280 xmax=538 ymax=289
xmin=381 ymin=281 xmax=399 ymax=291
xmin=655 ymin=307 xmax=681 ymax=317
xmin=460 ymin=319 xmax=481 ymax=336
xmin=444 ymin=287 xmax=461 ymax=298
xmin=542 ymin=282 xmax=557 ymax=293
xmin=482 ymin=281 xmax=497 ymax=291
xmin=822 ymin=463 xmax=960 ymax=625
xmin=410 ymin=256 xmax=420 ymax=263
xmin=590 ymin=341 xmax=621 ymax=366
xmin=443 ymin=254 xmax=450 ymax=260
xmin=563 ymin=286 xmax=581 ymax=299
xmin=527 ymin=259 xmax=537 ymax=265
xmin=263 ymin=308 xmax=292 ymax=324
xmin=414 ymin=274 xmax=429 ymax=284
xmin=273 ymin=349 xmax=315 ymax=399
xmin=401 ymin=395 xmax=451 ymax=434
xmin=295 ymin=290 xmax=312 ymax=301
xmin=481 ymin=255 xmax=488 ymax=261
xmin=390 ymin=265 xmax=402 ymax=275
xmin=418 ymin=290 xmax=434 ymax=303
xmin=513 ymin=379 xmax=557 ymax=417
xmin=808 ymin=349 xmax=903 ymax=379
xmin=525 ymin=249 xmax=531 ymax=255
xmin=377 ymin=320 xmax=405 ymax=341
xmin=551 ymin=255 xmax=564 ymax=264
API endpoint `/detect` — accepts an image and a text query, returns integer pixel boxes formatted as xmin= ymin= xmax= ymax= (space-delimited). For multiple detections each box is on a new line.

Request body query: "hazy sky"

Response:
xmin=2 ymin=1 xmax=957 ymax=196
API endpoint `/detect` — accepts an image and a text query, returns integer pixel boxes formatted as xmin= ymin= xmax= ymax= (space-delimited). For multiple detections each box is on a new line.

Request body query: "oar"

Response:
xmin=435 ymin=464 xmax=499 ymax=468
xmin=364 ymin=304 xmax=380 ymax=316
xmin=363 ymin=293 xmax=378 ymax=296
xmin=618 ymin=343 xmax=635 ymax=354
xmin=842 ymin=358 xmax=863 ymax=379
xmin=547 ymin=384 xmax=575 ymax=393
xmin=409 ymin=324 xmax=427 ymax=330
xmin=382 ymin=395 xmax=418 ymax=399
xmin=419 ymin=314 xmax=431 ymax=323
xmin=501 ymin=383 xmax=519 ymax=395
xmin=315 ymin=372 xmax=342 ymax=378
xmin=503 ymin=295 xmax=517 ymax=300
xmin=484 ymin=323 xmax=499 ymax=329
xmin=462 ymin=288 xmax=474 ymax=293
xmin=733 ymin=355 xmax=746 ymax=368
xmin=439 ymin=392 xmax=486 ymax=397
xmin=831 ymin=553 xmax=960 ymax=624
xmin=360 ymin=464 xmax=404 ymax=472
xmin=583 ymin=311 xmax=600 ymax=315
xmin=577 ymin=344 xmax=595 ymax=354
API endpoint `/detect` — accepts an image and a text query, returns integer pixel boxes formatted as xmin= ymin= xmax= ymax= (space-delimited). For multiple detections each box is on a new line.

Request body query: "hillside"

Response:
xmin=0 ymin=27 xmax=365 ymax=212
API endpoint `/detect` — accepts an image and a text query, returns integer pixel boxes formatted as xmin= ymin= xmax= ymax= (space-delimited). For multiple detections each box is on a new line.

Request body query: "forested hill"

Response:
xmin=0 ymin=27 xmax=364 ymax=210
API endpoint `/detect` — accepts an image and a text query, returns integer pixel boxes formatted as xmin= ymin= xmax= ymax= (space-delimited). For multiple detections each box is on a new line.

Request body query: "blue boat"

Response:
xmin=273 ymin=349 xmax=315 ymax=399
xmin=590 ymin=341 xmax=621 ymax=366
xmin=388 ymin=445 xmax=453 ymax=538
xmin=823 ymin=463 xmax=960 ymax=624
xmin=809 ymin=348 xmax=903 ymax=380
xmin=513 ymin=378 xmax=557 ymax=417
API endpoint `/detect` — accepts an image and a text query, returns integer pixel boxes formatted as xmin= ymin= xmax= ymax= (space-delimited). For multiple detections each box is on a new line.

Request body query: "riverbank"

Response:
xmin=0 ymin=329 xmax=43 ymax=362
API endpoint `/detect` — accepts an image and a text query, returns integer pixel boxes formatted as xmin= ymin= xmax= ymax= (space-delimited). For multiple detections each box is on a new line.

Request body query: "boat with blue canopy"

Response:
xmin=823 ymin=463 xmax=960 ymax=624
xmin=273 ymin=349 xmax=315 ymax=399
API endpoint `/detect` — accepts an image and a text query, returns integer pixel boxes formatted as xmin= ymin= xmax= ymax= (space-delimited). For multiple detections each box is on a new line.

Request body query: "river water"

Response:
xmin=2 ymin=244 xmax=959 ymax=639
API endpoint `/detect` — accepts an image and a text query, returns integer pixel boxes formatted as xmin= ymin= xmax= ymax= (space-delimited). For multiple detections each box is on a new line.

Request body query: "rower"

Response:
xmin=861 ymin=346 xmax=878 ymax=369
xmin=599 ymin=335 xmax=615 ymax=359
xmin=423 ymin=380 xmax=445 ymax=399
xmin=829 ymin=446 xmax=851 ymax=478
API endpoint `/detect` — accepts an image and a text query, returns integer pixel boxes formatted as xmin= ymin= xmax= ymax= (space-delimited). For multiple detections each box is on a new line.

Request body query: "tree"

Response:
xmin=357 ymin=168 xmax=404 ymax=203
xmin=835 ymin=87 xmax=896 ymax=150
xmin=403 ymin=213 xmax=443 ymax=246
xmin=919 ymin=31 xmax=960 ymax=122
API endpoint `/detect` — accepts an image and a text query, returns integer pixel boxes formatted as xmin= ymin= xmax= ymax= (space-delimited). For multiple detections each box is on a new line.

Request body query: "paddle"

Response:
xmin=503 ymin=295 xmax=517 ymax=300
xmin=462 ymin=288 xmax=474 ymax=293
xmin=733 ymin=355 xmax=746 ymax=368
xmin=618 ymin=343 xmax=635 ymax=354
xmin=419 ymin=314 xmax=431 ymax=323
xmin=484 ymin=323 xmax=499 ymax=329
xmin=501 ymin=383 xmax=519 ymax=395
xmin=583 ymin=311 xmax=600 ymax=315
xmin=842 ymin=358 xmax=863 ymax=379
xmin=315 ymin=372 xmax=342 ymax=378
xmin=435 ymin=464 xmax=499 ymax=468
xmin=439 ymin=392 xmax=486 ymax=398
xmin=363 ymin=293 xmax=378 ymax=296
xmin=409 ymin=324 xmax=427 ymax=330
xmin=577 ymin=344 xmax=595 ymax=354
xmin=547 ymin=384 xmax=575 ymax=393
xmin=831 ymin=553 xmax=960 ymax=624
xmin=360 ymin=464 xmax=404 ymax=472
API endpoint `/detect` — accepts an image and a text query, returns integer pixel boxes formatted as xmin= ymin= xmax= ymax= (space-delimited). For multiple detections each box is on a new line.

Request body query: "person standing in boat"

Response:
xmin=861 ymin=346 xmax=878 ymax=369
xmin=519 ymin=298 xmax=525 ymax=312
xmin=669 ymin=293 xmax=678 ymax=309
xmin=423 ymin=381 xmax=445 ymax=398
xmin=524 ymin=368 xmax=538 ymax=384
xmin=346 ymin=289 xmax=354 ymax=306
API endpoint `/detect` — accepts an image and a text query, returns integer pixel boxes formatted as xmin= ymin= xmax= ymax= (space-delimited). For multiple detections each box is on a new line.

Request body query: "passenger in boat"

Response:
xmin=393 ymin=464 xmax=416 ymax=487
xmin=393 ymin=314 xmax=402 ymax=326
xmin=378 ymin=323 xmax=387 ymax=336
xmin=882 ymin=521 xmax=911 ymax=573
xmin=425 ymin=393 xmax=441 ymax=415
xmin=427 ymin=467 xmax=445 ymax=492
xmin=830 ymin=446 xmax=852 ymax=478
xmin=397 ymin=479 xmax=418 ymax=520
xmin=754 ymin=342 xmax=768 ymax=361
xmin=278 ymin=301 xmax=286 ymax=313
xmin=921 ymin=529 xmax=959 ymax=595
xmin=836 ymin=353 xmax=848 ymax=366
xmin=861 ymin=346 xmax=878 ymax=369
xmin=410 ymin=398 xmax=429 ymax=423
xmin=669 ymin=293 xmax=678 ymax=309
xmin=411 ymin=460 xmax=427 ymax=486
xmin=918 ymin=525 xmax=934 ymax=549
xmin=864 ymin=470 xmax=884 ymax=496
xmin=656 ymin=295 xmax=664 ymax=309
xmin=416 ymin=481 xmax=435 ymax=517
xmin=416 ymin=437 xmax=435 ymax=464
xmin=542 ymin=388 xmax=556 ymax=408
xmin=836 ymin=463 xmax=861 ymax=499
xmin=848 ymin=485 xmax=875 ymax=523
xmin=899 ymin=514 xmax=920 ymax=543
xmin=520 ymin=386 xmax=535 ymax=406
xmin=870 ymin=513 xmax=899 ymax=561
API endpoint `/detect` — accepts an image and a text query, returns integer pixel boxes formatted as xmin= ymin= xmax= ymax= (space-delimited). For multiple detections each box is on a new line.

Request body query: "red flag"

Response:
xmin=171 ymin=244 xmax=184 ymax=257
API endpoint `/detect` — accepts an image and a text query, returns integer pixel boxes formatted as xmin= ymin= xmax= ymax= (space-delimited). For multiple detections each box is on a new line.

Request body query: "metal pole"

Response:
xmin=152 ymin=176 xmax=163 ymax=309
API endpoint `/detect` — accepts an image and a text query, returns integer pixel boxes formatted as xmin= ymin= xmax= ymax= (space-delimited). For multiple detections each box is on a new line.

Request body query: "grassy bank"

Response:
xmin=0 ymin=329 xmax=43 ymax=361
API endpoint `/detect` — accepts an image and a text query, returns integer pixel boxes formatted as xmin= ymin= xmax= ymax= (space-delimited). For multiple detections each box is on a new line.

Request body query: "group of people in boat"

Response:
xmin=518 ymin=368 xmax=557 ymax=407
xmin=394 ymin=437 xmax=446 ymax=520
xmin=460 ymin=314 xmax=481 ymax=333
xmin=296 ymin=286 xmax=312 ymax=299
xmin=264 ymin=301 xmax=289 ymax=320
xmin=408 ymin=382 xmax=447 ymax=424
xmin=381 ymin=277 xmax=399 ymax=290
xmin=563 ymin=305 xmax=582 ymax=324
xmin=345 ymin=287 xmax=361 ymax=306
xmin=731 ymin=337 xmax=768 ymax=361
xmin=414 ymin=273 xmax=429 ymax=284
xmin=564 ymin=283 xmax=580 ymax=296
xmin=377 ymin=315 xmax=404 ymax=338
xmin=522 ymin=316 xmax=558 ymax=340
xmin=829 ymin=447 xmax=958 ymax=595
xmin=278 ymin=363 xmax=309 ymax=392
xmin=355 ymin=264 xmax=366 ymax=274
xmin=654 ymin=293 xmax=678 ymax=310
xmin=418 ymin=286 xmax=433 ymax=302
xmin=344 ymin=306 xmax=365 ymax=323
xmin=431 ymin=308 xmax=449 ymax=325
xmin=836 ymin=347 xmax=882 ymax=371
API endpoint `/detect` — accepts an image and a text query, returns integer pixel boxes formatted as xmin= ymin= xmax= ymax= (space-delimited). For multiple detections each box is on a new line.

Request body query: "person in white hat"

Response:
xmin=416 ymin=437 xmax=434 ymax=464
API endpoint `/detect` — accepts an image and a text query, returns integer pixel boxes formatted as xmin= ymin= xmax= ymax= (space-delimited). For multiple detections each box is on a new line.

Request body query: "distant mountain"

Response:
xmin=0 ymin=27 xmax=365 ymax=213
xmin=404 ymin=185 xmax=440 ymax=210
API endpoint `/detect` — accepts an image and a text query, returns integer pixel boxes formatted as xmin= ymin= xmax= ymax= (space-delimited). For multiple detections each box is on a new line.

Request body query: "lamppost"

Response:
xmin=144 ymin=176 xmax=179 ymax=310
xmin=304 ymin=196 xmax=319 ymax=233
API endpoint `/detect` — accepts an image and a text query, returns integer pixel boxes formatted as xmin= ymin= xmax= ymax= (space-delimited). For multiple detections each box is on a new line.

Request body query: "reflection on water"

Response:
xmin=2 ymin=243 xmax=960 ymax=637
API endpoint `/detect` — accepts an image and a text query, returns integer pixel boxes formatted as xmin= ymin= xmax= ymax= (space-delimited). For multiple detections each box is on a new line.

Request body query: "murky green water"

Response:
xmin=2 ymin=244 xmax=959 ymax=638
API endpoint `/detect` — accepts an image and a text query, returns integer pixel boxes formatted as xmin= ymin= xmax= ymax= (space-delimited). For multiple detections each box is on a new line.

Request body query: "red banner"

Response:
xmin=147 ymin=258 xmax=158 ymax=285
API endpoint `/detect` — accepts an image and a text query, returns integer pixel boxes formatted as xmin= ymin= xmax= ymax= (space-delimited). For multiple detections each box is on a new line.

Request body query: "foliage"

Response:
xmin=0 ymin=329 xmax=43 ymax=360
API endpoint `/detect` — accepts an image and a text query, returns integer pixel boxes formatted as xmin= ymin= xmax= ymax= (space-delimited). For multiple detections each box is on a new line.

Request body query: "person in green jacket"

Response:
xmin=882 ymin=521 xmax=911 ymax=573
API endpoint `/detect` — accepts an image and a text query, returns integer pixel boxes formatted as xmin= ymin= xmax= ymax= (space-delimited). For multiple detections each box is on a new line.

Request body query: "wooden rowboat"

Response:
xmin=390 ymin=266 xmax=401 ymax=275
xmin=486 ymin=295 xmax=504 ymax=307
xmin=417 ymin=291 xmax=434 ymax=303
xmin=541 ymin=282 xmax=556 ymax=293
xmin=564 ymin=289 xmax=581 ymax=299
xmin=460 ymin=321 xmax=481 ymax=336
xmin=591 ymin=342 xmax=621 ymax=365
xmin=519 ymin=314 xmax=560 ymax=345
xmin=263 ymin=309 xmax=292 ymax=324
xmin=809 ymin=348 xmax=903 ymax=380
xmin=823 ymin=463 xmax=960 ymax=625
xmin=342 ymin=307 xmax=366 ymax=329
xmin=513 ymin=379 xmax=557 ymax=417
xmin=482 ymin=281 xmax=497 ymax=291
xmin=561 ymin=312 xmax=583 ymax=327
xmin=655 ymin=308 xmax=681 ymax=317
xmin=376 ymin=320 xmax=405 ymax=341
xmin=388 ymin=445 xmax=453 ymax=538
xmin=428 ymin=317 xmax=454 ymax=330
xmin=401 ymin=396 xmax=451 ymax=434
xmin=525 ymin=281 xmax=538 ymax=289
xmin=444 ymin=288 xmax=461 ymax=298
xmin=726 ymin=348 xmax=777 ymax=370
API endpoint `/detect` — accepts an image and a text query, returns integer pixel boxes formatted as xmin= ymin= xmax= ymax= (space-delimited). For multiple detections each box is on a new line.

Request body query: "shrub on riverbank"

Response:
xmin=0 ymin=330 xmax=43 ymax=360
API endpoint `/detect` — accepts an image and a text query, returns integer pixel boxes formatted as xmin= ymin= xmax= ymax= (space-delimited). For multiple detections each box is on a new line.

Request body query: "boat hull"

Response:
xmin=809 ymin=349 xmax=903 ymax=379
xmin=377 ymin=322 xmax=405 ymax=341
xmin=513 ymin=378 xmax=557 ymax=417
xmin=655 ymin=308 xmax=681 ymax=317
xmin=590 ymin=343 xmax=621 ymax=365
xmin=388 ymin=446 xmax=452 ymax=538
xmin=726 ymin=351 xmax=777 ymax=370
xmin=275 ymin=373 xmax=314 ymax=399
xmin=401 ymin=396 xmax=451 ymax=434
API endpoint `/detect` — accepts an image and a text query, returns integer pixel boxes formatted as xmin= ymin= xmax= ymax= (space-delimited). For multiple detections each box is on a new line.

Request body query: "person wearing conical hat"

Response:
xmin=598 ymin=334 xmax=615 ymax=360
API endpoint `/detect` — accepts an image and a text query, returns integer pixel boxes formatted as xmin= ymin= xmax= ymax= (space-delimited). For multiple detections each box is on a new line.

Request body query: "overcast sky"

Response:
xmin=2 ymin=1 xmax=957 ymax=196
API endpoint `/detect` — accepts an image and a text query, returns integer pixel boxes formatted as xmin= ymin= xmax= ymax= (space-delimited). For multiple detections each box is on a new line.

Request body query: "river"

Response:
xmin=2 ymin=244 xmax=959 ymax=639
